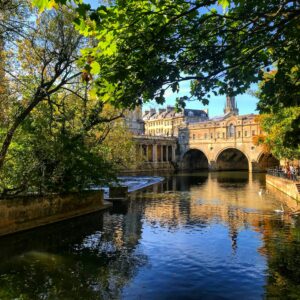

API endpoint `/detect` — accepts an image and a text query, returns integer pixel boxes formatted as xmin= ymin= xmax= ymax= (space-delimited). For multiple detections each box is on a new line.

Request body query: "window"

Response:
xmin=238 ymin=131 xmax=241 ymax=137
xmin=244 ymin=131 xmax=247 ymax=137
xmin=228 ymin=123 xmax=235 ymax=138
xmin=252 ymin=130 xmax=255 ymax=136
xmin=210 ymin=133 xmax=213 ymax=139
xmin=222 ymin=132 xmax=225 ymax=138
xmin=193 ymin=134 xmax=195 ymax=140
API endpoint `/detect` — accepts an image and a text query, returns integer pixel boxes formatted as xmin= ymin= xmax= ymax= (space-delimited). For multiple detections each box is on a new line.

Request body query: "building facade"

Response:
xmin=178 ymin=96 xmax=279 ymax=172
xmin=143 ymin=106 xmax=208 ymax=137
xmin=125 ymin=97 xmax=279 ymax=172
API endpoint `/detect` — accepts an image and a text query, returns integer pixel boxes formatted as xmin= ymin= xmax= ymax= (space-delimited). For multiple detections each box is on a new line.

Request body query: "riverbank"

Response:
xmin=0 ymin=191 xmax=110 ymax=237
xmin=266 ymin=174 xmax=300 ymax=202
xmin=0 ymin=176 xmax=165 ymax=237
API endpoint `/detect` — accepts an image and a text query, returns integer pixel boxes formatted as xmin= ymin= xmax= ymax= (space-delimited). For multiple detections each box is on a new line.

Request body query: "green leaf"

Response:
xmin=218 ymin=0 xmax=229 ymax=10
xmin=32 ymin=0 xmax=55 ymax=12
xmin=90 ymin=61 xmax=100 ymax=75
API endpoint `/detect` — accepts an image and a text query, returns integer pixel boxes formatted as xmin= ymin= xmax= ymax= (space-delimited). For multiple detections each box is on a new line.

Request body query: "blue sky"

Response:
xmin=144 ymin=81 xmax=259 ymax=117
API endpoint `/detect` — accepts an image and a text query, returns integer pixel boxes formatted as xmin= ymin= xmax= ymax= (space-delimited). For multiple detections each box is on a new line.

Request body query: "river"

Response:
xmin=0 ymin=172 xmax=299 ymax=299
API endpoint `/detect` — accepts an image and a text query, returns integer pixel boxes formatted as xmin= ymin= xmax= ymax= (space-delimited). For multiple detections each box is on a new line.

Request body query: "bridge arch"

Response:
xmin=181 ymin=149 xmax=209 ymax=170
xmin=257 ymin=152 xmax=279 ymax=170
xmin=216 ymin=148 xmax=249 ymax=171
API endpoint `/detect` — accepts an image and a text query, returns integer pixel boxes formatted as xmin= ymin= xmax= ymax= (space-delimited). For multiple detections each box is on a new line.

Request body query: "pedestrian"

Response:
xmin=290 ymin=165 xmax=294 ymax=181
xmin=285 ymin=164 xmax=290 ymax=179
xmin=291 ymin=165 xmax=297 ymax=181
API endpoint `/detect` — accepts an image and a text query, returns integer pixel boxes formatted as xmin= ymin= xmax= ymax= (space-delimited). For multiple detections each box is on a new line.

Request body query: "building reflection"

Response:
xmin=133 ymin=172 xmax=284 ymax=255
xmin=0 ymin=172 xmax=299 ymax=299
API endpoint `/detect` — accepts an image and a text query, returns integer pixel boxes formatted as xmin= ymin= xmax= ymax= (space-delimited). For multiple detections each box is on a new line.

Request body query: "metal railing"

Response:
xmin=267 ymin=168 xmax=299 ymax=182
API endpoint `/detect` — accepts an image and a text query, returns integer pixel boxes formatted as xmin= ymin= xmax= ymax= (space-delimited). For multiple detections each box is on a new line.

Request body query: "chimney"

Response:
xmin=150 ymin=108 xmax=156 ymax=114
xmin=159 ymin=108 xmax=166 ymax=114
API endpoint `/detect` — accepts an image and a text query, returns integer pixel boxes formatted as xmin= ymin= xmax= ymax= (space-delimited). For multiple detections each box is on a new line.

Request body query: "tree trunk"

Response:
xmin=0 ymin=96 xmax=42 ymax=170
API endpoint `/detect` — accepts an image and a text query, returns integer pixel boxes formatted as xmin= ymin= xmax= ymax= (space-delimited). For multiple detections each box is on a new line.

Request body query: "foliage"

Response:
xmin=253 ymin=63 xmax=300 ymax=157
xmin=0 ymin=92 xmax=136 ymax=195
xmin=255 ymin=108 xmax=300 ymax=160
xmin=32 ymin=0 xmax=299 ymax=109
xmin=0 ymin=6 xmax=83 ymax=170
xmin=0 ymin=5 xmax=137 ymax=195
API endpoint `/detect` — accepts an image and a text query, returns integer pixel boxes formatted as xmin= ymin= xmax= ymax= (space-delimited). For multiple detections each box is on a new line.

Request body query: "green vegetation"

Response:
xmin=0 ymin=5 xmax=137 ymax=196
xmin=255 ymin=68 xmax=300 ymax=160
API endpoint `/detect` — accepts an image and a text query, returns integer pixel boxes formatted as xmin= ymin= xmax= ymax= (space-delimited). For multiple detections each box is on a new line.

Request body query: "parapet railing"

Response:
xmin=133 ymin=135 xmax=177 ymax=141
xmin=267 ymin=168 xmax=299 ymax=182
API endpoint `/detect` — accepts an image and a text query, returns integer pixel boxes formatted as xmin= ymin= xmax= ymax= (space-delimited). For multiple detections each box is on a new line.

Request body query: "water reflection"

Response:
xmin=0 ymin=172 xmax=299 ymax=299
xmin=0 ymin=208 xmax=146 ymax=299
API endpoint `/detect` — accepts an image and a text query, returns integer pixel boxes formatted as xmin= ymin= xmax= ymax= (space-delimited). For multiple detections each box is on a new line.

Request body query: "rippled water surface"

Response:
xmin=0 ymin=172 xmax=300 ymax=300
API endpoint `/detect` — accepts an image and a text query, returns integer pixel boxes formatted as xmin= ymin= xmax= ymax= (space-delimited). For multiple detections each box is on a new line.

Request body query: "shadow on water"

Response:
xmin=0 ymin=207 xmax=147 ymax=300
xmin=0 ymin=172 xmax=300 ymax=299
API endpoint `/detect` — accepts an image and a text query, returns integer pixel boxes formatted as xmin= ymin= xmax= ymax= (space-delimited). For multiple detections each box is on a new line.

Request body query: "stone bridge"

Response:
xmin=178 ymin=115 xmax=279 ymax=172
xmin=178 ymin=134 xmax=277 ymax=173
xmin=133 ymin=114 xmax=279 ymax=172
xmin=133 ymin=135 xmax=278 ymax=173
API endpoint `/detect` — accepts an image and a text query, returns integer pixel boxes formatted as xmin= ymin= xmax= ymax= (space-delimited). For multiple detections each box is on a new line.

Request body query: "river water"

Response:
xmin=0 ymin=172 xmax=300 ymax=299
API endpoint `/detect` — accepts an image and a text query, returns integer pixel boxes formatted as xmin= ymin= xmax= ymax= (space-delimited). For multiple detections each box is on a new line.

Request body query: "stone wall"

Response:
xmin=266 ymin=175 xmax=300 ymax=202
xmin=0 ymin=191 xmax=109 ymax=237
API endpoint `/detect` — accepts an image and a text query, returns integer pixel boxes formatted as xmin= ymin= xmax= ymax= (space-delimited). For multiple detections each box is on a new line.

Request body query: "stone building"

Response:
xmin=178 ymin=96 xmax=279 ymax=172
xmin=143 ymin=106 xmax=208 ymax=137
xmin=123 ymin=106 xmax=144 ymax=135
xmin=126 ymin=96 xmax=279 ymax=172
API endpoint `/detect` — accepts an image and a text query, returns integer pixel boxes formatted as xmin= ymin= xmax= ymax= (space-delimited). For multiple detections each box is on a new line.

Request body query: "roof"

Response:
xmin=142 ymin=107 xmax=208 ymax=121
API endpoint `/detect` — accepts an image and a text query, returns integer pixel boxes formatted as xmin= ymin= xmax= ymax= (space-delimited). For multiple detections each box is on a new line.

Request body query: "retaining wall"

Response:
xmin=266 ymin=174 xmax=300 ymax=202
xmin=0 ymin=191 xmax=110 ymax=237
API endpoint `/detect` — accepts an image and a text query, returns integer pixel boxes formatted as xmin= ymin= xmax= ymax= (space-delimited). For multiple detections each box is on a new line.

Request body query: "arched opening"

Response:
xmin=258 ymin=153 xmax=279 ymax=170
xmin=181 ymin=149 xmax=209 ymax=170
xmin=216 ymin=148 xmax=248 ymax=171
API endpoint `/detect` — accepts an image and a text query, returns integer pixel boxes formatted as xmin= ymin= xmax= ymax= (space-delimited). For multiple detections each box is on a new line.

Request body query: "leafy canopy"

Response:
xmin=32 ymin=0 xmax=300 ymax=111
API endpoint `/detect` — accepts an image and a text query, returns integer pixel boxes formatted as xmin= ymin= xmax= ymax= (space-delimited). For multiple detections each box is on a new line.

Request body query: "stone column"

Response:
xmin=172 ymin=146 xmax=176 ymax=162
xmin=153 ymin=144 xmax=157 ymax=163
xmin=165 ymin=146 xmax=169 ymax=162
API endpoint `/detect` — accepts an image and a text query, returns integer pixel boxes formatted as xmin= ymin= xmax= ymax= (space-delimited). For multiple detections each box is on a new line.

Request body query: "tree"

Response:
xmin=0 ymin=6 xmax=83 ymax=170
xmin=0 ymin=5 xmax=135 ymax=195
xmin=33 ymin=0 xmax=300 ymax=106
xmin=253 ymin=65 xmax=300 ymax=159
xmin=254 ymin=108 xmax=300 ymax=160
xmin=0 ymin=86 xmax=136 ymax=195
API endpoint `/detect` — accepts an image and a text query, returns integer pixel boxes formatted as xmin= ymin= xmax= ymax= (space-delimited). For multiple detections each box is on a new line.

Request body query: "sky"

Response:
xmin=143 ymin=81 xmax=259 ymax=117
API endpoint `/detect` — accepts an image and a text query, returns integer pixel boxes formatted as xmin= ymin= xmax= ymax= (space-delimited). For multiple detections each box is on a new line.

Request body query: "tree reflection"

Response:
xmin=0 ymin=208 xmax=147 ymax=300
xmin=263 ymin=217 xmax=300 ymax=299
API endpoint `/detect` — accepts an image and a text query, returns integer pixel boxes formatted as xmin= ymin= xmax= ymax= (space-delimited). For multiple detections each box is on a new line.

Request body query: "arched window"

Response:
xmin=228 ymin=123 xmax=235 ymax=138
